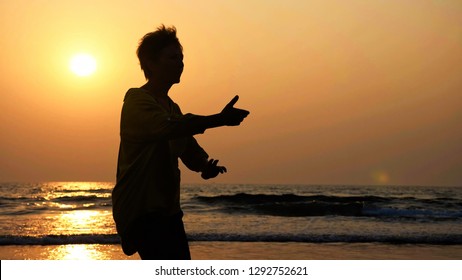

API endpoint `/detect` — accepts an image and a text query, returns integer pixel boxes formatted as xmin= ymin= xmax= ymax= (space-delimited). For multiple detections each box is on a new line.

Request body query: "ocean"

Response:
xmin=1 ymin=182 xmax=461 ymax=250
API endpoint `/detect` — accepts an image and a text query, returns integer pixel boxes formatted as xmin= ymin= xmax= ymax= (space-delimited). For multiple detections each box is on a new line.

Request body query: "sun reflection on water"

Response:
xmin=48 ymin=244 xmax=107 ymax=260
xmin=53 ymin=211 xmax=101 ymax=233
xmin=44 ymin=243 xmax=141 ymax=260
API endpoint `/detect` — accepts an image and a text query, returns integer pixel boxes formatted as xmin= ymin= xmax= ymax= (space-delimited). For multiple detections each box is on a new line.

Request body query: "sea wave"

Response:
xmin=1 ymin=233 xmax=461 ymax=246
xmin=195 ymin=193 xmax=462 ymax=220
xmin=51 ymin=195 xmax=107 ymax=203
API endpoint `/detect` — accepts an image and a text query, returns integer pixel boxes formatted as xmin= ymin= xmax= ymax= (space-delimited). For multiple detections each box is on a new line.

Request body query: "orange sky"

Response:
xmin=1 ymin=0 xmax=461 ymax=186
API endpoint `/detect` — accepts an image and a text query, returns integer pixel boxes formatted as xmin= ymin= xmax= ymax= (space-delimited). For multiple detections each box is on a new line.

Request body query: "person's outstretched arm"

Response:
xmin=121 ymin=93 xmax=250 ymax=142
xmin=171 ymin=95 xmax=250 ymax=137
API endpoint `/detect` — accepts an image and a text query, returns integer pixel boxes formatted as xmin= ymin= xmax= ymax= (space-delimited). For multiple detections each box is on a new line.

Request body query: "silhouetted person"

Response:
xmin=112 ymin=25 xmax=249 ymax=260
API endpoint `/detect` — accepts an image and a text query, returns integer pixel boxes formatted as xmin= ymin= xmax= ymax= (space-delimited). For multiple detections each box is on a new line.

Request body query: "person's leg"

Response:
xmin=169 ymin=213 xmax=191 ymax=260
xmin=137 ymin=211 xmax=191 ymax=260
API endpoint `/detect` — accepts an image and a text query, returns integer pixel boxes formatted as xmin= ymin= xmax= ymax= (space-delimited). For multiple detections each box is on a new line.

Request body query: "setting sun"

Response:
xmin=69 ymin=53 xmax=97 ymax=77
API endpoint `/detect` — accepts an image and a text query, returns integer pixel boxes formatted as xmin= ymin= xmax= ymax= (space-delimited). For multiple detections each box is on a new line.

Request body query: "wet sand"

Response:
xmin=1 ymin=242 xmax=462 ymax=260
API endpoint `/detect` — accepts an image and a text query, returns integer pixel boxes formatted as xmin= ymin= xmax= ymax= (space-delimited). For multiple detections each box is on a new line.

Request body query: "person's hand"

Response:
xmin=220 ymin=95 xmax=250 ymax=126
xmin=201 ymin=159 xmax=227 ymax=180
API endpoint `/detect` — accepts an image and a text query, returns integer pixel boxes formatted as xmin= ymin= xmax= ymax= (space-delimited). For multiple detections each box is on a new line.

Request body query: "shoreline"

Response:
xmin=1 ymin=242 xmax=462 ymax=260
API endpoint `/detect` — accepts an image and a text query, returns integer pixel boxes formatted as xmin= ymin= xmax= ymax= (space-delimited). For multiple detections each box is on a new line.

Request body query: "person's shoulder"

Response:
xmin=124 ymin=88 xmax=152 ymax=102
xmin=127 ymin=87 xmax=148 ymax=94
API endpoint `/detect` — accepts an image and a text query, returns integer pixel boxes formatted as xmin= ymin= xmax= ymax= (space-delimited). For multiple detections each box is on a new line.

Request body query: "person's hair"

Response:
xmin=137 ymin=25 xmax=182 ymax=80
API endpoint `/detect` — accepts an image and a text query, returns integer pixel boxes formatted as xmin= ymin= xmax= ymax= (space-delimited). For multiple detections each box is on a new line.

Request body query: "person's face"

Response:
xmin=149 ymin=44 xmax=184 ymax=84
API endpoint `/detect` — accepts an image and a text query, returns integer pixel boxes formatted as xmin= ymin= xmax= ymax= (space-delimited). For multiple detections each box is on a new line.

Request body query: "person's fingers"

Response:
xmin=240 ymin=109 xmax=250 ymax=117
xmin=225 ymin=95 xmax=239 ymax=109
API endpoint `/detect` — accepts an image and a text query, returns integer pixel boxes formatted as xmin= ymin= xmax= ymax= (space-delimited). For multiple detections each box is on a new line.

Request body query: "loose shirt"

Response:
xmin=112 ymin=88 xmax=208 ymax=240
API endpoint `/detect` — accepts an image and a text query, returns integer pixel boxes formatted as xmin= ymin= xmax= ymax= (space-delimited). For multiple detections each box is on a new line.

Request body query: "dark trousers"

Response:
xmin=123 ymin=211 xmax=191 ymax=260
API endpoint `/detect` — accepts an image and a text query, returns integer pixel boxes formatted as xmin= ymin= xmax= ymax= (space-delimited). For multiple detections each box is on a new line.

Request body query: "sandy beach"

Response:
xmin=1 ymin=242 xmax=462 ymax=260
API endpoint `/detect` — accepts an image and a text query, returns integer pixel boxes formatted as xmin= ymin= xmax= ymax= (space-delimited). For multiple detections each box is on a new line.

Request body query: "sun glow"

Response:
xmin=69 ymin=53 xmax=97 ymax=76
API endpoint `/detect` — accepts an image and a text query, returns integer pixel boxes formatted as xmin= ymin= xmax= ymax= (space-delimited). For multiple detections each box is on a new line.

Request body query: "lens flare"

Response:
xmin=371 ymin=170 xmax=390 ymax=184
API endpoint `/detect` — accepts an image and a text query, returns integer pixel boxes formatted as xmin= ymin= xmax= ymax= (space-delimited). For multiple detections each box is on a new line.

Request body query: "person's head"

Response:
xmin=137 ymin=25 xmax=184 ymax=83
